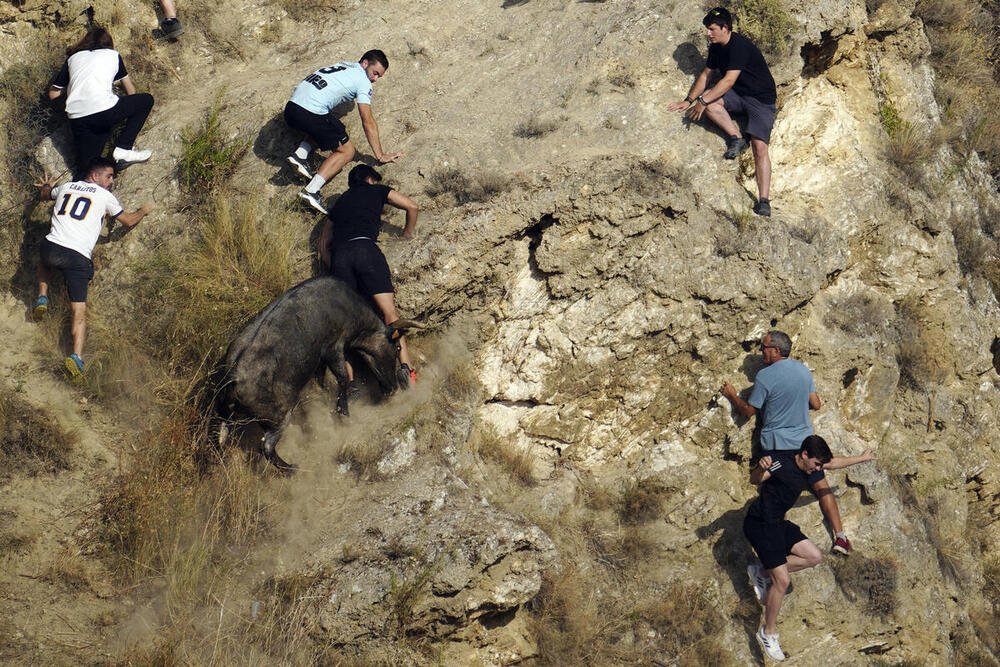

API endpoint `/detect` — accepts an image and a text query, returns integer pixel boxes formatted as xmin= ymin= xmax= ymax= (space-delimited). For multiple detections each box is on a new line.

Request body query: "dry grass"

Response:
xmin=732 ymin=0 xmax=794 ymax=57
xmin=274 ymin=0 xmax=344 ymax=22
xmin=639 ymin=581 xmax=731 ymax=661
xmin=824 ymin=292 xmax=893 ymax=339
xmin=618 ymin=477 xmax=672 ymax=525
xmin=951 ymin=215 xmax=1000 ymax=287
xmin=475 ymin=424 xmax=536 ymax=486
xmin=832 ymin=554 xmax=898 ymax=617
xmin=894 ymin=297 xmax=953 ymax=390
xmin=425 ymin=167 xmax=510 ymax=205
xmin=40 ymin=549 xmax=96 ymax=592
xmin=513 ymin=117 xmax=562 ymax=139
xmin=0 ymin=380 xmax=75 ymax=479
xmin=0 ymin=525 xmax=37 ymax=556
xmin=885 ymin=122 xmax=933 ymax=181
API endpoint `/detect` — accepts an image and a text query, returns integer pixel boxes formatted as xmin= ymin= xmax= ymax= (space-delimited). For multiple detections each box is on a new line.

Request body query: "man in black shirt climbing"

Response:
xmin=668 ymin=7 xmax=777 ymax=216
xmin=743 ymin=435 xmax=875 ymax=661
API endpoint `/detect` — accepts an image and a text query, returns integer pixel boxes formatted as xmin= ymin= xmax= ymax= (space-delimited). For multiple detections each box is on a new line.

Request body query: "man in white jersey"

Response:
xmin=283 ymin=49 xmax=403 ymax=214
xmin=33 ymin=157 xmax=152 ymax=382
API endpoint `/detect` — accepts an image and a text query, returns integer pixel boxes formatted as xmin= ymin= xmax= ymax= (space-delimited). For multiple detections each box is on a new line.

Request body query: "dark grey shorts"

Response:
xmin=40 ymin=238 xmax=94 ymax=303
xmin=284 ymin=101 xmax=349 ymax=151
xmin=722 ymin=89 xmax=777 ymax=144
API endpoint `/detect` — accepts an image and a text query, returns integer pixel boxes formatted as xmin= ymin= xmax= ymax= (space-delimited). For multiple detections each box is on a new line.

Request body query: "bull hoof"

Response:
xmin=264 ymin=452 xmax=298 ymax=474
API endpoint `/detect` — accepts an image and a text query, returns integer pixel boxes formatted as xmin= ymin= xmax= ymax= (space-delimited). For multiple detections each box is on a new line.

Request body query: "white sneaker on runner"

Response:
xmin=297 ymin=189 xmax=328 ymax=215
xmin=756 ymin=627 xmax=785 ymax=661
xmin=286 ymin=154 xmax=312 ymax=180
xmin=112 ymin=147 xmax=152 ymax=164
xmin=748 ymin=561 xmax=771 ymax=604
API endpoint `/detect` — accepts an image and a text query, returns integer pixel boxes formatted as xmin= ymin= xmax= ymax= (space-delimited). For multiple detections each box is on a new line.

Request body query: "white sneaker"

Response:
xmin=748 ymin=561 xmax=771 ymax=604
xmin=112 ymin=147 xmax=152 ymax=164
xmin=286 ymin=154 xmax=312 ymax=180
xmin=756 ymin=627 xmax=785 ymax=661
xmin=297 ymin=189 xmax=328 ymax=215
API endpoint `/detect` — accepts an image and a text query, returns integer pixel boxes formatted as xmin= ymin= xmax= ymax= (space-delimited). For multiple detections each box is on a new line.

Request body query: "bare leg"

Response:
xmin=69 ymin=302 xmax=86 ymax=357
xmin=751 ymin=137 xmax=771 ymax=200
xmin=316 ymin=140 xmax=357 ymax=181
xmin=159 ymin=0 xmax=177 ymax=18
xmin=703 ymin=99 xmax=740 ymax=137
xmin=763 ymin=540 xmax=821 ymax=634
xmin=37 ymin=263 xmax=51 ymax=298
xmin=371 ymin=292 xmax=411 ymax=368
xmin=812 ymin=479 xmax=844 ymax=534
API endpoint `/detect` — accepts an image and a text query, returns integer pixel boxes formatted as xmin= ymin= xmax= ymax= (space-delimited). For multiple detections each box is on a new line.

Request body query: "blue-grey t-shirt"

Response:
xmin=289 ymin=62 xmax=373 ymax=115
xmin=748 ymin=358 xmax=816 ymax=451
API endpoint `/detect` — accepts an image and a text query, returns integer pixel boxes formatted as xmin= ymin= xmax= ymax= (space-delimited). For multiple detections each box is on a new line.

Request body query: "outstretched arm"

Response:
xmin=386 ymin=190 xmax=418 ymax=239
xmin=721 ymin=380 xmax=756 ymax=418
xmin=357 ymin=103 xmax=403 ymax=164
xmin=824 ymin=449 xmax=876 ymax=471
xmin=115 ymin=202 xmax=153 ymax=228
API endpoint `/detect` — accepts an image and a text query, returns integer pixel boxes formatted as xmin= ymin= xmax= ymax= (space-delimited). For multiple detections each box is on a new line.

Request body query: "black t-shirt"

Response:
xmin=706 ymin=33 xmax=776 ymax=105
xmin=747 ymin=452 xmax=823 ymax=522
xmin=328 ymin=184 xmax=393 ymax=246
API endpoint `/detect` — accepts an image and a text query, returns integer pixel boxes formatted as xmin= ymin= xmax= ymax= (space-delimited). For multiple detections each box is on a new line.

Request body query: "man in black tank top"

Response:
xmin=318 ymin=165 xmax=419 ymax=390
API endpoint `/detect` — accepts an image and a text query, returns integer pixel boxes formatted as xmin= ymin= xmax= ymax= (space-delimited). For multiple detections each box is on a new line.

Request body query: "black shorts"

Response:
xmin=331 ymin=238 xmax=394 ymax=296
xmin=39 ymin=238 xmax=94 ymax=303
xmin=284 ymin=101 xmax=349 ymax=151
xmin=722 ymin=89 xmax=777 ymax=144
xmin=743 ymin=515 xmax=808 ymax=570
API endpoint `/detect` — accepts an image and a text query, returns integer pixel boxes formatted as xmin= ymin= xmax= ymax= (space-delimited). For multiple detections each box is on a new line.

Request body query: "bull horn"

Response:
xmin=388 ymin=318 xmax=425 ymax=331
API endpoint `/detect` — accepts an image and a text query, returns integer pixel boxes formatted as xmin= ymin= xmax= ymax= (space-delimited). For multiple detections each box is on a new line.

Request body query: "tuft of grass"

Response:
xmin=894 ymin=297 xmax=953 ymax=390
xmin=732 ymin=0 xmax=794 ymax=57
xmin=617 ymin=477 xmax=672 ymax=524
xmin=886 ymin=123 xmax=933 ymax=180
xmin=513 ymin=117 xmax=561 ymax=139
xmin=475 ymin=424 xmax=536 ymax=486
xmin=832 ymin=554 xmax=898 ymax=617
xmin=177 ymin=100 xmax=251 ymax=196
xmin=388 ymin=563 xmax=436 ymax=628
xmin=425 ymin=167 xmax=510 ymax=205
xmin=824 ymin=292 xmax=893 ymax=339
xmin=639 ymin=582 xmax=730 ymax=660
xmin=0 ymin=380 xmax=75 ymax=480
xmin=275 ymin=0 xmax=343 ymax=22
xmin=0 ymin=520 xmax=37 ymax=557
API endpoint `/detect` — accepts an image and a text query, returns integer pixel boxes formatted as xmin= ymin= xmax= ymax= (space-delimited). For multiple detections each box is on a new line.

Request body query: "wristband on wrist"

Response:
xmin=697 ymin=95 xmax=707 ymax=105
xmin=684 ymin=97 xmax=694 ymax=103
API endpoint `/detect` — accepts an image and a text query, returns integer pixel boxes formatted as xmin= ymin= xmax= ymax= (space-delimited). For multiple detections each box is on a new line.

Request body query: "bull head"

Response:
xmin=353 ymin=319 xmax=425 ymax=394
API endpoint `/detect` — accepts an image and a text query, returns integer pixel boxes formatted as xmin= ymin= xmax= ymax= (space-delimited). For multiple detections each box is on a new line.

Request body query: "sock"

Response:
xmin=294 ymin=142 xmax=312 ymax=160
xmin=835 ymin=531 xmax=847 ymax=540
xmin=305 ymin=175 xmax=326 ymax=194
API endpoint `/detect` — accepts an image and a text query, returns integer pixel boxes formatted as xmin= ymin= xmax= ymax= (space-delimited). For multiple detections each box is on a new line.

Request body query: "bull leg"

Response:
xmin=323 ymin=348 xmax=353 ymax=417
xmin=261 ymin=423 xmax=296 ymax=474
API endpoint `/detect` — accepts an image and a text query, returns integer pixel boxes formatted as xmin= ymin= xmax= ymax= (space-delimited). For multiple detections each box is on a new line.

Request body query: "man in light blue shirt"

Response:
xmin=283 ymin=49 xmax=403 ymax=214
xmin=721 ymin=330 xmax=854 ymax=555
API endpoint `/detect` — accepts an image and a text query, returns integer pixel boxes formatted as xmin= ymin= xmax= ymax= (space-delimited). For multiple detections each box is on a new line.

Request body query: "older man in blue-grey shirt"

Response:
xmin=721 ymin=330 xmax=853 ymax=555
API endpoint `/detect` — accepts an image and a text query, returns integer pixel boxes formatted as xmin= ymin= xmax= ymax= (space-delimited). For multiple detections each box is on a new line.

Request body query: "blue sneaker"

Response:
xmin=33 ymin=295 xmax=48 ymax=320
xmin=64 ymin=354 xmax=84 ymax=383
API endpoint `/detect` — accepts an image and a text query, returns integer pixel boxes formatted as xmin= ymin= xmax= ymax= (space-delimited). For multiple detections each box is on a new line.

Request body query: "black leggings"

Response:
xmin=69 ymin=93 xmax=154 ymax=171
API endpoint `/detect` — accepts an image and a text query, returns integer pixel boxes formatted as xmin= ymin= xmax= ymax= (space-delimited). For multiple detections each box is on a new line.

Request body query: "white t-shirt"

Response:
xmin=46 ymin=181 xmax=124 ymax=259
xmin=289 ymin=62 xmax=373 ymax=115
xmin=52 ymin=49 xmax=128 ymax=118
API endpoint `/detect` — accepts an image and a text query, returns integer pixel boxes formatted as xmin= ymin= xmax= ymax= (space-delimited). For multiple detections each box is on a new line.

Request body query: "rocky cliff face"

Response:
xmin=1 ymin=0 xmax=999 ymax=663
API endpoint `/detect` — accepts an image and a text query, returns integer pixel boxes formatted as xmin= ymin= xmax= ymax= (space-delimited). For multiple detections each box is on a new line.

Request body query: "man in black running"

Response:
xmin=668 ymin=7 xmax=777 ymax=216
xmin=743 ymin=435 xmax=874 ymax=661
xmin=318 ymin=164 xmax=418 ymax=389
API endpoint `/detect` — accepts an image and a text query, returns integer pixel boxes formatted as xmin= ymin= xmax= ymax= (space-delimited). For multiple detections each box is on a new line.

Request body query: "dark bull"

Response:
xmin=215 ymin=276 xmax=420 ymax=471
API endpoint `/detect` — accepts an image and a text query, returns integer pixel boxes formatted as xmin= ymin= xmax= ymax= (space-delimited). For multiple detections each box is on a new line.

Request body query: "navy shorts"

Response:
xmin=722 ymin=89 xmax=777 ymax=144
xmin=743 ymin=515 xmax=808 ymax=570
xmin=284 ymin=101 xmax=349 ymax=151
xmin=39 ymin=239 xmax=94 ymax=303
xmin=331 ymin=238 xmax=394 ymax=296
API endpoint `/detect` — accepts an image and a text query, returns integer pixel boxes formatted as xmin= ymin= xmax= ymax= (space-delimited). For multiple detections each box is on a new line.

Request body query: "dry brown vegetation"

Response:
xmin=0 ymin=379 xmax=75 ymax=479
xmin=475 ymin=424 xmax=536 ymax=485
xmin=832 ymin=553 xmax=898 ymax=617
xmin=425 ymin=167 xmax=510 ymax=205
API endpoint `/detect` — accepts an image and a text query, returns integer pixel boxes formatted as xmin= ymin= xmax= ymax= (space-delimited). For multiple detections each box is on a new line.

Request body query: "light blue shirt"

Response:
xmin=748 ymin=358 xmax=816 ymax=451
xmin=289 ymin=62 xmax=373 ymax=115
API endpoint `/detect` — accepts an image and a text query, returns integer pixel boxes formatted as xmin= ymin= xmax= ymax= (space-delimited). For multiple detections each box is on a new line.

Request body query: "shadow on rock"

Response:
xmin=696 ymin=499 xmax=767 ymax=665
xmin=673 ymin=41 xmax=705 ymax=76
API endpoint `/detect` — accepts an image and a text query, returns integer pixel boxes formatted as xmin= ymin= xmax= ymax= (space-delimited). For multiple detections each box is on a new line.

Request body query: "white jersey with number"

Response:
xmin=46 ymin=181 xmax=124 ymax=259
xmin=289 ymin=62 xmax=373 ymax=115
xmin=51 ymin=49 xmax=129 ymax=119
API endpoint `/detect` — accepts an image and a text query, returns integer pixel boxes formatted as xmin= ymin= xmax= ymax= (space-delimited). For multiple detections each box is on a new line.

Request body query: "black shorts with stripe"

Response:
xmin=331 ymin=238 xmax=393 ymax=296
xmin=40 ymin=238 xmax=94 ymax=303
xmin=284 ymin=101 xmax=349 ymax=151
xmin=742 ymin=515 xmax=808 ymax=570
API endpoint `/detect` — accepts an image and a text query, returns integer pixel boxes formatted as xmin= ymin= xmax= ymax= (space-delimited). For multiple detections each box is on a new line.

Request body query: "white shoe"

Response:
xmin=112 ymin=147 xmax=152 ymax=164
xmin=286 ymin=154 xmax=312 ymax=180
xmin=756 ymin=627 xmax=785 ymax=661
xmin=748 ymin=561 xmax=771 ymax=604
xmin=756 ymin=626 xmax=785 ymax=662
xmin=297 ymin=189 xmax=328 ymax=215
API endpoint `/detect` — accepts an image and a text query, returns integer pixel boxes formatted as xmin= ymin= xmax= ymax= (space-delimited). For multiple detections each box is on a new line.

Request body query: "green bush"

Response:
xmin=177 ymin=100 xmax=250 ymax=195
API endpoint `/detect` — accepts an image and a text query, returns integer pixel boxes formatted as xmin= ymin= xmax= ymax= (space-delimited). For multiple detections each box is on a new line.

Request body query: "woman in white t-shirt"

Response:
xmin=48 ymin=27 xmax=156 ymax=174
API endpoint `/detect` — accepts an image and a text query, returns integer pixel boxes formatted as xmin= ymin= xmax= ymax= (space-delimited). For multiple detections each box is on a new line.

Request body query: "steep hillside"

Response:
xmin=2 ymin=0 xmax=999 ymax=664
